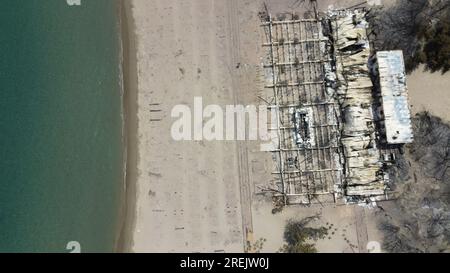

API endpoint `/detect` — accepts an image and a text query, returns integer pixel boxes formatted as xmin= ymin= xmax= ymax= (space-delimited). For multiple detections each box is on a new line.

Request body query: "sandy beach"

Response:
xmin=118 ymin=0 xmax=450 ymax=253
xmin=119 ymin=0 xmax=252 ymax=252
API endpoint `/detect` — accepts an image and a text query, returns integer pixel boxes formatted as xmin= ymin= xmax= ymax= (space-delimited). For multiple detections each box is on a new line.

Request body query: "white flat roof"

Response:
xmin=377 ymin=50 xmax=414 ymax=144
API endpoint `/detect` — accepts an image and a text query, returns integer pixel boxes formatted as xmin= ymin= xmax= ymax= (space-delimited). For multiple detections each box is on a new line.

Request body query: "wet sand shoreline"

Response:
xmin=116 ymin=0 xmax=138 ymax=253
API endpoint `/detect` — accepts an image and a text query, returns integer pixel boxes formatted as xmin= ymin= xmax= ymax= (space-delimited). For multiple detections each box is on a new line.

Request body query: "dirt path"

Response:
xmin=226 ymin=0 xmax=255 ymax=251
xmin=354 ymin=206 xmax=369 ymax=253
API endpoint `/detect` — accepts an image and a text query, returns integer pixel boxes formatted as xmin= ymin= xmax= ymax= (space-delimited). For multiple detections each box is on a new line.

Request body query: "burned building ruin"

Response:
xmin=261 ymin=8 xmax=413 ymax=205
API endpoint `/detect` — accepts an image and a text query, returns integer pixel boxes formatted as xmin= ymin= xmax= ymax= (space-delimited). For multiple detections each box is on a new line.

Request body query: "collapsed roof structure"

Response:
xmin=330 ymin=10 xmax=386 ymax=198
xmin=262 ymin=8 xmax=413 ymax=204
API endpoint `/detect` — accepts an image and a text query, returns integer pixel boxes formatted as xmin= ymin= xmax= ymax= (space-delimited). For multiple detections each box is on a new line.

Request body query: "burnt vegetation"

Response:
xmin=379 ymin=112 xmax=450 ymax=252
xmin=368 ymin=0 xmax=450 ymax=73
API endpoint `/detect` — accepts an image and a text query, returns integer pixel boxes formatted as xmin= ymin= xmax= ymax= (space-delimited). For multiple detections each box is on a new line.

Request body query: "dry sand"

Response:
xmin=251 ymin=196 xmax=384 ymax=253
xmin=124 ymin=0 xmax=252 ymax=252
xmin=407 ymin=66 xmax=450 ymax=122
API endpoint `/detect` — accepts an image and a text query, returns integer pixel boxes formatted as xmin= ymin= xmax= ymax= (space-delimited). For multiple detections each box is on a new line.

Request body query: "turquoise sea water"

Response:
xmin=0 ymin=0 xmax=123 ymax=252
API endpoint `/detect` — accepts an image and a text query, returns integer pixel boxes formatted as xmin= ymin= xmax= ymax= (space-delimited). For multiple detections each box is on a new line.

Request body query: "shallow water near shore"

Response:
xmin=0 ymin=0 xmax=123 ymax=252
